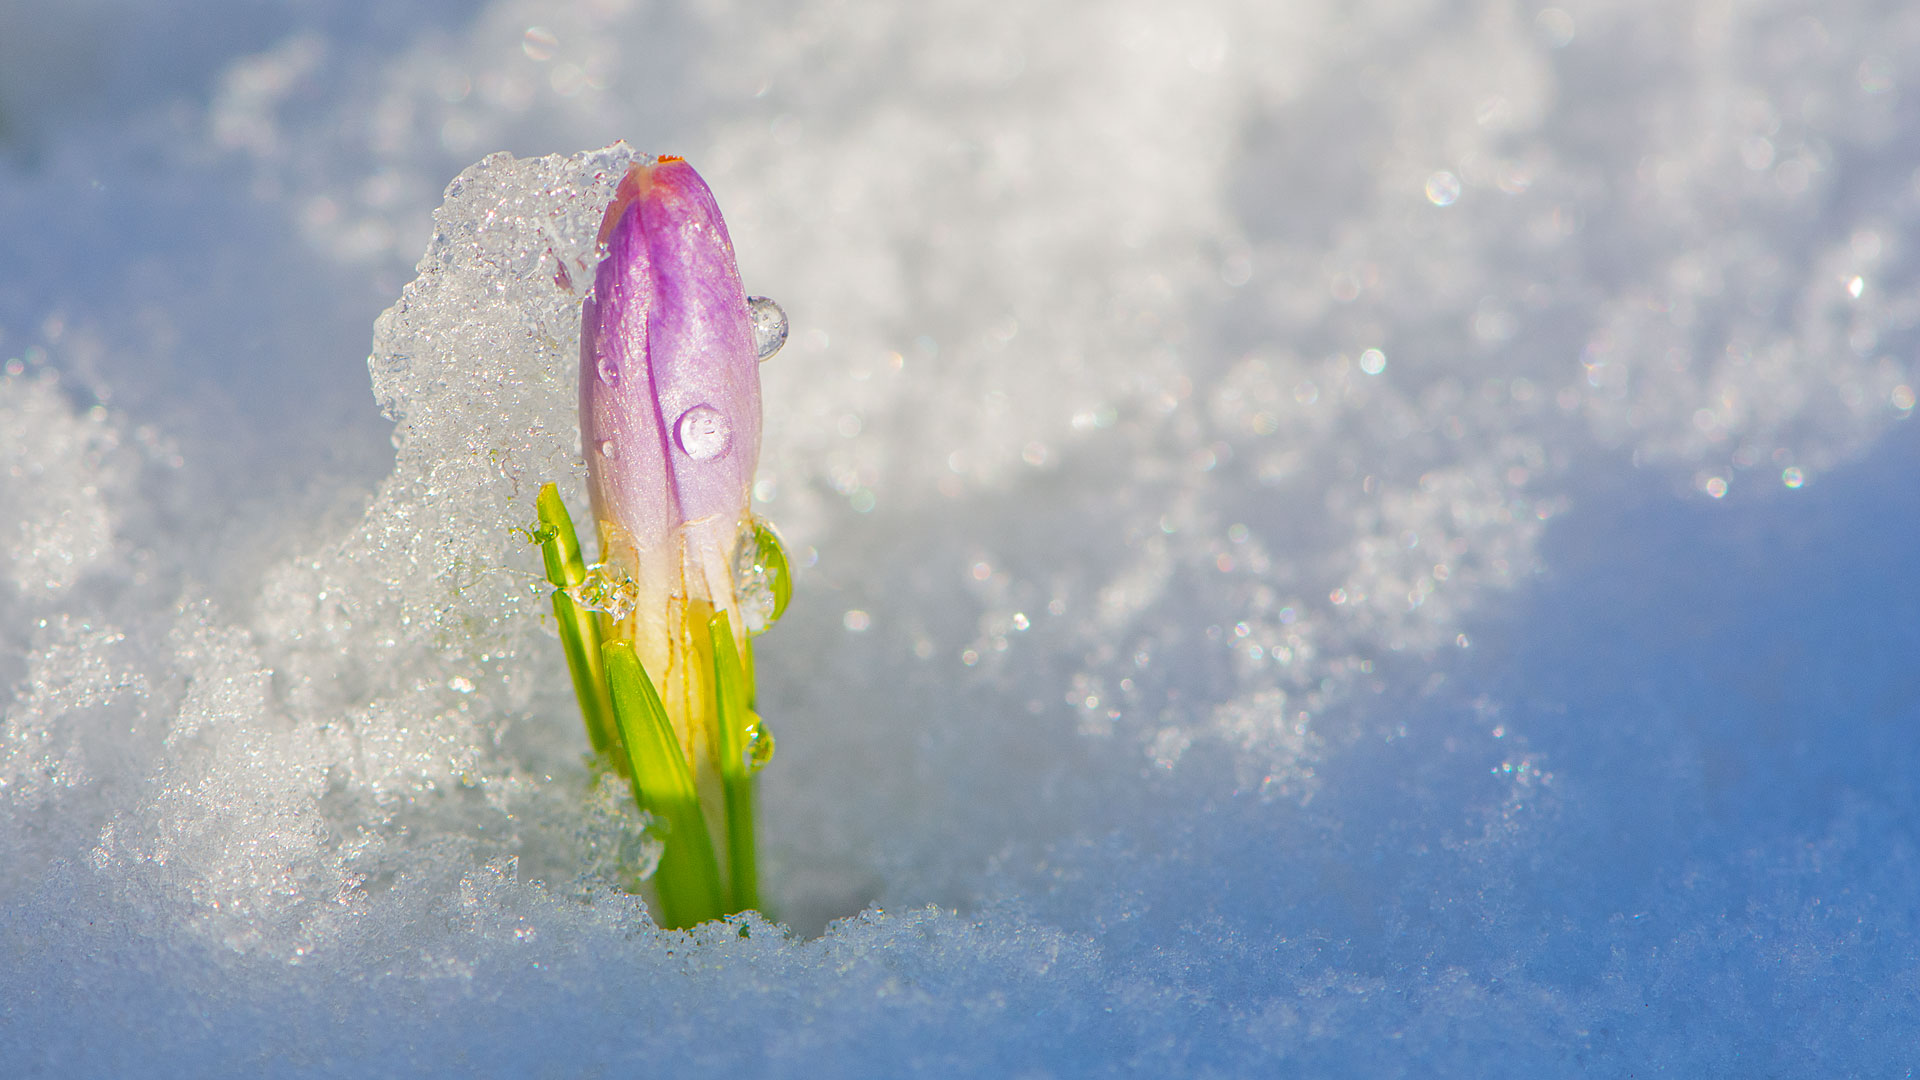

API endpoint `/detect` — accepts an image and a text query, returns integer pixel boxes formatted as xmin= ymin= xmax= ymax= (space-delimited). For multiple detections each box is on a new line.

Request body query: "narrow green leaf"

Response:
xmin=740 ymin=633 xmax=757 ymax=710
xmin=535 ymin=483 xmax=619 ymax=762
xmin=708 ymin=610 xmax=759 ymax=913
xmin=603 ymin=640 xmax=725 ymax=929
xmin=551 ymin=591 xmax=615 ymax=757
xmin=535 ymin=482 xmax=588 ymax=586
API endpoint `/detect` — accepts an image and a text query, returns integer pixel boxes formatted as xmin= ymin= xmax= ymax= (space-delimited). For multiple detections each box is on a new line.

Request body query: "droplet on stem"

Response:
xmin=744 ymin=721 xmax=775 ymax=772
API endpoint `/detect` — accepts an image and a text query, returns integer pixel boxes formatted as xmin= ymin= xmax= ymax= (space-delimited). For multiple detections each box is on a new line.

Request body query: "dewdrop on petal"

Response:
xmin=532 ymin=154 xmax=791 ymax=928
xmin=747 ymin=295 xmax=789 ymax=360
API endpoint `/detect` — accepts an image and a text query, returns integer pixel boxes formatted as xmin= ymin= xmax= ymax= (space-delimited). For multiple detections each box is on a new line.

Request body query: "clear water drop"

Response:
xmin=598 ymin=438 xmax=618 ymax=460
xmin=731 ymin=519 xmax=792 ymax=633
xmin=675 ymin=405 xmax=731 ymax=460
xmin=747 ymin=296 xmax=788 ymax=361
xmin=564 ymin=563 xmax=639 ymax=621
xmin=744 ymin=721 xmax=775 ymax=773
xmin=596 ymin=356 xmax=619 ymax=386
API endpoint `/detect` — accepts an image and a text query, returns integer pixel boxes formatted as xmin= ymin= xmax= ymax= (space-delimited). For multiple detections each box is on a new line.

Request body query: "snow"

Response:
xmin=3 ymin=0 xmax=1919 ymax=1075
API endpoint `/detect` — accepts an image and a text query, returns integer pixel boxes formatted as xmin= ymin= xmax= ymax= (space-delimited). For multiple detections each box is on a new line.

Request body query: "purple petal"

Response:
xmin=580 ymin=158 xmax=761 ymax=609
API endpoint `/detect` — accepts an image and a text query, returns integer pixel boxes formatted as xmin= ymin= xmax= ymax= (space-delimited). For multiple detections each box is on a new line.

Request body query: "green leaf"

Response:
xmin=534 ymin=483 xmax=618 ymax=761
xmin=709 ymin=610 xmax=760 ymax=913
xmin=552 ymin=590 xmax=617 ymax=758
xmin=603 ymin=640 xmax=726 ymax=929
xmin=535 ymin=482 xmax=588 ymax=587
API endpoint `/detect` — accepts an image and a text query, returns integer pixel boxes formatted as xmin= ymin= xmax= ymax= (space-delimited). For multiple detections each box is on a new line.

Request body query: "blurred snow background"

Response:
xmin=3 ymin=0 xmax=1919 ymax=1074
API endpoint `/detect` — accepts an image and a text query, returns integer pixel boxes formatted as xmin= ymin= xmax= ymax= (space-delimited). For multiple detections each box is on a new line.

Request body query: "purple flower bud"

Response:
xmin=580 ymin=158 xmax=761 ymax=732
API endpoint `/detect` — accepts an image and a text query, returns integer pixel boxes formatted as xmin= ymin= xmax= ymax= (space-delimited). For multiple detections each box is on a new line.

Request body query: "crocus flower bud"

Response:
xmin=580 ymin=157 xmax=762 ymax=765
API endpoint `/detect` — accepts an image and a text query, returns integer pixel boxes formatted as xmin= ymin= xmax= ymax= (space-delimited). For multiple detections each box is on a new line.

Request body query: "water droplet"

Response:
xmin=522 ymin=26 xmax=558 ymax=61
xmin=731 ymin=520 xmax=792 ymax=633
xmin=527 ymin=520 xmax=559 ymax=545
xmin=1425 ymin=170 xmax=1461 ymax=207
xmin=596 ymin=356 xmax=619 ymax=386
xmin=564 ymin=564 xmax=639 ymax=620
xmin=744 ymin=721 xmax=775 ymax=773
xmin=598 ymin=438 xmax=618 ymax=460
xmin=675 ymin=405 xmax=731 ymax=460
xmin=747 ymin=296 xmax=788 ymax=361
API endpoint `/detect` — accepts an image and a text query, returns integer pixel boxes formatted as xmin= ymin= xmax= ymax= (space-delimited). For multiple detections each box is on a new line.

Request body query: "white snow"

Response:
xmin=3 ymin=0 xmax=1918 ymax=1075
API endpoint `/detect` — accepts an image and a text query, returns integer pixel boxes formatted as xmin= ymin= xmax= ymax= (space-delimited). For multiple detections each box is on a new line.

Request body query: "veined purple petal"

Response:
xmin=580 ymin=157 xmax=762 ymax=666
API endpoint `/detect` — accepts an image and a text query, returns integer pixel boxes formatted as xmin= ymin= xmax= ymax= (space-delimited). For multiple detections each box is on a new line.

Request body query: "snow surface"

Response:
xmin=3 ymin=0 xmax=1919 ymax=1075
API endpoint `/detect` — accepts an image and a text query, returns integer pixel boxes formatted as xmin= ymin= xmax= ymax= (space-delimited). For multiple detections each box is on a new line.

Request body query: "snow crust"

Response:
xmin=2 ymin=0 xmax=1918 ymax=1075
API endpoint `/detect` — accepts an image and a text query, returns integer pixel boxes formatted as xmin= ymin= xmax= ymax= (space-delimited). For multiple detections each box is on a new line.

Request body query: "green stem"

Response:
xmin=534 ymin=483 xmax=620 ymax=765
xmin=708 ymin=610 xmax=759 ymax=914
xmin=602 ymin=640 xmax=726 ymax=929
